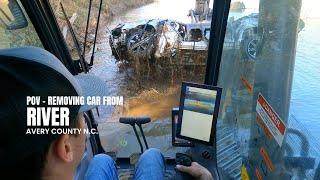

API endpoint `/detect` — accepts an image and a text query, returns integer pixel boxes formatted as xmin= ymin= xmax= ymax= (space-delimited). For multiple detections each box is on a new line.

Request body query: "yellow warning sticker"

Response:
xmin=241 ymin=165 xmax=250 ymax=180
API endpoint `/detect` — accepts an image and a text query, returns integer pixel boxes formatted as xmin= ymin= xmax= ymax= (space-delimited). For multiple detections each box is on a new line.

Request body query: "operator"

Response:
xmin=0 ymin=47 xmax=213 ymax=180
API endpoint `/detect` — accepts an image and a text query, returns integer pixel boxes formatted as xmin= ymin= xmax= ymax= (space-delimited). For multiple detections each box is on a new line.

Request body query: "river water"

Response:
xmin=91 ymin=0 xmax=320 ymax=156
xmin=290 ymin=18 xmax=320 ymax=140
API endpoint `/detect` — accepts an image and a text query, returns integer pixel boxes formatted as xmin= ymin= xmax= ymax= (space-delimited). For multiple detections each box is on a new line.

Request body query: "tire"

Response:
xmin=109 ymin=35 xmax=120 ymax=60
xmin=126 ymin=28 xmax=154 ymax=61
xmin=240 ymin=29 xmax=259 ymax=61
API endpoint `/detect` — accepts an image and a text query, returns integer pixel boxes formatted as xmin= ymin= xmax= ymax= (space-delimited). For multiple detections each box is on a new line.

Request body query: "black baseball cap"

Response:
xmin=0 ymin=47 xmax=108 ymax=164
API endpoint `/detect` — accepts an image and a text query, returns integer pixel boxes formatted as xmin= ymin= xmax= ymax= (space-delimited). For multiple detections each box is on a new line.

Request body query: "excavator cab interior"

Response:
xmin=1 ymin=0 xmax=320 ymax=179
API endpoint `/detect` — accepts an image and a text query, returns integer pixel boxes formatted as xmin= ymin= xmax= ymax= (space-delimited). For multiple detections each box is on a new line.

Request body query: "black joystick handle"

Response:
xmin=176 ymin=153 xmax=192 ymax=166
xmin=175 ymin=153 xmax=193 ymax=180
xmin=119 ymin=117 xmax=136 ymax=125
xmin=119 ymin=117 xmax=151 ymax=153
xmin=135 ymin=117 xmax=151 ymax=125
xmin=119 ymin=117 xmax=151 ymax=125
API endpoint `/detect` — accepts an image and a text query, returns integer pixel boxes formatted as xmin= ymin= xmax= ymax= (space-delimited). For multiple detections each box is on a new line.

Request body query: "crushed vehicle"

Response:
xmin=109 ymin=19 xmax=206 ymax=66
xmin=109 ymin=14 xmax=259 ymax=67
xmin=108 ymin=0 xmax=304 ymax=69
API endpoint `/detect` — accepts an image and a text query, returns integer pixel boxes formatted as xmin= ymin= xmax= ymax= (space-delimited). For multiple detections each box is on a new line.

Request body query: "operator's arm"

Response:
xmin=176 ymin=162 xmax=213 ymax=180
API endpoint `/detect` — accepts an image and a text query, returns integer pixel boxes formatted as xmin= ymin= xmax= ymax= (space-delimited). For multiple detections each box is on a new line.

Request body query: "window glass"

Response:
xmin=0 ymin=0 xmax=42 ymax=49
xmin=49 ymin=0 xmax=99 ymax=60
xmin=216 ymin=0 xmax=320 ymax=179
xmin=85 ymin=0 xmax=214 ymax=157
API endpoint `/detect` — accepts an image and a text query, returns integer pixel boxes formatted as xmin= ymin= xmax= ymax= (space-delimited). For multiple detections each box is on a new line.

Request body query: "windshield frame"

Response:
xmin=205 ymin=0 xmax=232 ymax=86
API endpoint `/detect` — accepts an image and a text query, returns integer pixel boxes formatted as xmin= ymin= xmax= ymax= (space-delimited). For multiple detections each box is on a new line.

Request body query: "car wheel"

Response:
xmin=241 ymin=29 xmax=259 ymax=61
xmin=247 ymin=38 xmax=258 ymax=59
xmin=126 ymin=28 xmax=154 ymax=60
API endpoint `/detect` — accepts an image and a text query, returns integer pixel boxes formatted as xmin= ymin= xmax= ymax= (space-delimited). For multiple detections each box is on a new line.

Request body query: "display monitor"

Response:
xmin=172 ymin=107 xmax=194 ymax=147
xmin=177 ymin=82 xmax=222 ymax=145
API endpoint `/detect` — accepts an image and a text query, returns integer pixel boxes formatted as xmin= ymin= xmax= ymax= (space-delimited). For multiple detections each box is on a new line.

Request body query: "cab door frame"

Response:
xmin=205 ymin=0 xmax=231 ymax=86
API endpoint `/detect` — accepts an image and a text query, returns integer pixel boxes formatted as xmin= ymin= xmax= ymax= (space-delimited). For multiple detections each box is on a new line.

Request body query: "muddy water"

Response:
xmin=89 ymin=0 xmax=202 ymax=157
xmin=92 ymin=0 xmax=202 ymax=122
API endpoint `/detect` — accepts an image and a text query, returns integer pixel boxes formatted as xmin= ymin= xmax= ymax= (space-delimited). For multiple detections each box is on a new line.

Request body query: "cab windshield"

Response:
xmin=47 ymin=0 xmax=213 ymax=158
xmin=2 ymin=0 xmax=319 ymax=179
xmin=46 ymin=0 xmax=320 ymax=168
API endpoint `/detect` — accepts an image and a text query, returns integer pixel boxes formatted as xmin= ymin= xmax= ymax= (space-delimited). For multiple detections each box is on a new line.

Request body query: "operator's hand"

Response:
xmin=176 ymin=162 xmax=213 ymax=180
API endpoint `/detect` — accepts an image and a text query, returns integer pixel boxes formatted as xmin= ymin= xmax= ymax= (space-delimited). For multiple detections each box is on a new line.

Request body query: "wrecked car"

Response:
xmin=109 ymin=17 xmax=213 ymax=68
xmin=108 ymin=13 xmax=303 ymax=69
xmin=108 ymin=19 xmax=204 ymax=66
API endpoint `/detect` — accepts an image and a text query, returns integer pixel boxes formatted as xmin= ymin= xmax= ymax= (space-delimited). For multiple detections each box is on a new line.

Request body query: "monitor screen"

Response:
xmin=178 ymin=82 xmax=221 ymax=144
xmin=172 ymin=108 xmax=194 ymax=147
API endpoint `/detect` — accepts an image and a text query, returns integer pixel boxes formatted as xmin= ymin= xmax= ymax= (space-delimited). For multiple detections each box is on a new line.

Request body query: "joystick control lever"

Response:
xmin=135 ymin=117 xmax=151 ymax=125
xmin=136 ymin=117 xmax=150 ymax=150
xmin=175 ymin=153 xmax=194 ymax=180
xmin=119 ymin=117 xmax=136 ymax=125
xmin=119 ymin=117 xmax=151 ymax=153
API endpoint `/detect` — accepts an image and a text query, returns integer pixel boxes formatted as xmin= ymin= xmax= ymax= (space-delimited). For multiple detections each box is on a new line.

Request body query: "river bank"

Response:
xmin=49 ymin=0 xmax=154 ymax=49
xmin=104 ymin=0 xmax=155 ymax=24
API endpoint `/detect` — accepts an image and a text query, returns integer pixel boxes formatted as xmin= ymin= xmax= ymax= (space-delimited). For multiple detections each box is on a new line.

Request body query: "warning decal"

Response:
xmin=256 ymin=115 xmax=273 ymax=140
xmin=256 ymin=94 xmax=287 ymax=147
xmin=260 ymin=147 xmax=274 ymax=172
xmin=255 ymin=167 xmax=263 ymax=180
xmin=240 ymin=76 xmax=253 ymax=94
xmin=241 ymin=165 xmax=250 ymax=180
